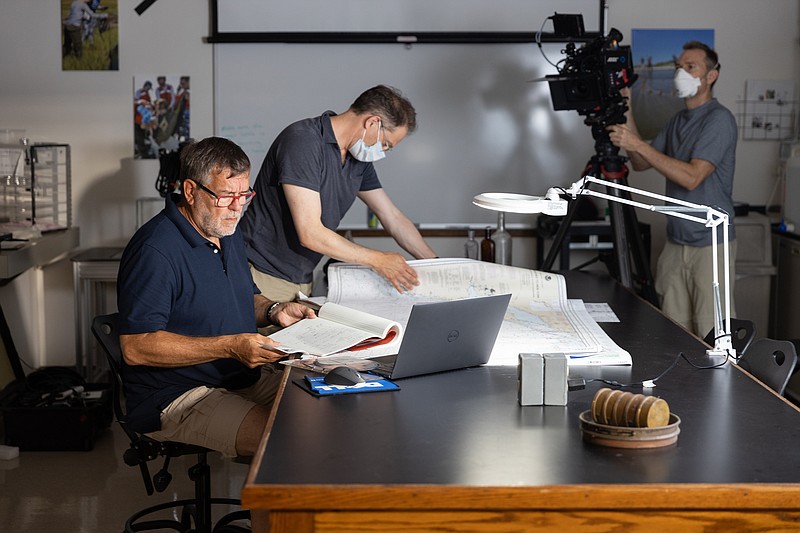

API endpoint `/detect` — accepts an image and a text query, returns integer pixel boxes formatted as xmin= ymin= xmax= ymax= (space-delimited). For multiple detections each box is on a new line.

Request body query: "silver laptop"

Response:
xmin=368 ymin=293 xmax=511 ymax=380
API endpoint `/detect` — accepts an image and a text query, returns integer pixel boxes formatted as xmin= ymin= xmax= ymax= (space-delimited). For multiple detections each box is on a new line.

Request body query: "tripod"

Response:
xmin=541 ymin=144 xmax=659 ymax=306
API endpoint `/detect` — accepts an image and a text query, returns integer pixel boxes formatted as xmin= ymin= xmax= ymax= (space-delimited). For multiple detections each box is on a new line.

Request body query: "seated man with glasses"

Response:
xmin=239 ymin=85 xmax=438 ymax=302
xmin=117 ymin=136 xmax=315 ymax=457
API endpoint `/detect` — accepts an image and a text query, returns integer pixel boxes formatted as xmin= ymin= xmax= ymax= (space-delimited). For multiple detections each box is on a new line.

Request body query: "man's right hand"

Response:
xmin=231 ymin=333 xmax=288 ymax=368
xmin=371 ymin=251 xmax=420 ymax=293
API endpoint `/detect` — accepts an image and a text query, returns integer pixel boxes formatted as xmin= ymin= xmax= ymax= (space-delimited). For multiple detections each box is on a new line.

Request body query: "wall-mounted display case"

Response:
xmin=0 ymin=141 xmax=71 ymax=234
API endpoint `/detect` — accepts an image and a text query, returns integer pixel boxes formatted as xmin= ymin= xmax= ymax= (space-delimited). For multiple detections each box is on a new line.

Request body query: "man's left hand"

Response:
xmin=372 ymin=252 xmax=420 ymax=293
xmin=271 ymin=302 xmax=316 ymax=327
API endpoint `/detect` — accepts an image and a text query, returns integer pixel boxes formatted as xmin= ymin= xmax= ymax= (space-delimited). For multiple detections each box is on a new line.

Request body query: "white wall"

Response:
xmin=0 ymin=0 xmax=797 ymax=366
xmin=0 ymin=0 xmax=214 ymax=367
xmin=0 ymin=0 xmax=214 ymax=246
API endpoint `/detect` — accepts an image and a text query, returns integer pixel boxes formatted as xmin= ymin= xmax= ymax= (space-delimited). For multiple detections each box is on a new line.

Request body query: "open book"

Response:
xmin=267 ymin=302 xmax=401 ymax=357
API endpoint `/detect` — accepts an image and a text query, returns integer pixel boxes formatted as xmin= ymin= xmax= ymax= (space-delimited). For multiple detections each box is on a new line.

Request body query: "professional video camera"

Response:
xmin=537 ymin=18 xmax=656 ymax=305
xmin=545 ymin=27 xmax=637 ymax=134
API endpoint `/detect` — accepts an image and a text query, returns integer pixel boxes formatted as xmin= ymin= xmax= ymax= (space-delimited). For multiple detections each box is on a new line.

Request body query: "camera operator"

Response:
xmin=607 ymin=41 xmax=737 ymax=338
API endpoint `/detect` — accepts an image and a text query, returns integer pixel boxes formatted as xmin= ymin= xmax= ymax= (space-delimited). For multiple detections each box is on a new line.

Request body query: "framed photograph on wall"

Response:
xmin=133 ymin=75 xmax=190 ymax=159
xmin=61 ymin=0 xmax=119 ymax=71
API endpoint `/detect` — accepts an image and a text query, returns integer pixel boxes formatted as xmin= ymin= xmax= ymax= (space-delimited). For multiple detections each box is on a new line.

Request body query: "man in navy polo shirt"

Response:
xmin=117 ymin=137 xmax=315 ymax=457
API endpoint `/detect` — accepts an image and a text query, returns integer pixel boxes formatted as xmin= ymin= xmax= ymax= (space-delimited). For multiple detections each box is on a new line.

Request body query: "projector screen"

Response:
xmin=212 ymin=0 xmax=602 ymax=39
xmin=212 ymin=0 xmax=608 ymax=226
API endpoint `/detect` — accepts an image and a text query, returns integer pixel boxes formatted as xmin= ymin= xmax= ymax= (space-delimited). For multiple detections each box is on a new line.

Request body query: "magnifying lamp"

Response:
xmin=474 ymin=176 xmax=736 ymax=361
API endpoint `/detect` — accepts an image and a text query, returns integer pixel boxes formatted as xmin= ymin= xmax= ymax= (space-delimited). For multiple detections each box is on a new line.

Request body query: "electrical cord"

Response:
xmin=706 ymin=331 xmax=740 ymax=363
xmin=568 ymin=350 xmax=729 ymax=392
xmin=535 ymin=17 xmax=560 ymax=70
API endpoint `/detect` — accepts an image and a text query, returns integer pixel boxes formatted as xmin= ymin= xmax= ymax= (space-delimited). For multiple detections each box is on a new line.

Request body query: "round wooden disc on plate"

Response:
xmin=640 ymin=397 xmax=670 ymax=428
xmin=618 ymin=392 xmax=639 ymax=427
xmin=636 ymin=396 xmax=659 ymax=427
xmin=591 ymin=388 xmax=613 ymax=423
xmin=602 ymin=389 xmax=624 ymax=425
xmin=579 ymin=410 xmax=681 ymax=448
xmin=612 ymin=391 xmax=635 ymax=427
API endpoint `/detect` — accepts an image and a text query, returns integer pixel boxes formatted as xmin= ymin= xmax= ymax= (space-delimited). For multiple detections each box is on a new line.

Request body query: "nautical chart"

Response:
xmin=325 ymin=258 xmax=630 ymax=366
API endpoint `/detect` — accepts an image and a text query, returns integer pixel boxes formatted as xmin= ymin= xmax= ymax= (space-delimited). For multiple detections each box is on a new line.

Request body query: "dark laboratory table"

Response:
xmin=243 ymin=270 xmax=800 ymax=532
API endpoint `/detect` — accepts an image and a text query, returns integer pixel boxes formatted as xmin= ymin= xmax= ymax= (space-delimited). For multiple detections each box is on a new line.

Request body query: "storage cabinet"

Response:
xmin=772 ymin=233 xmax=800 ymax=340
xmin=733 ymin=213 xmax=776 ymax=339
xmin=0 ymin=141 xmax=71 ymax=232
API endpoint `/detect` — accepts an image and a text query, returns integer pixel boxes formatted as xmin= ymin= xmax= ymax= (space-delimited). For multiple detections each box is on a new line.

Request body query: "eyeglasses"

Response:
xmin=189 ymin=179 xmax=256 ymax=207
xmin=378 ymin=127 xmax=393 ymax=153
xmin=377 ymin=124 xmax=395 ymax=152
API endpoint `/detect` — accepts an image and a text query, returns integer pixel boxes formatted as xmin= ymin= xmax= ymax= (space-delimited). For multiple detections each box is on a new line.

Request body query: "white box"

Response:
xmin=518 ymin=353 xmax=543 ymax=405
xmin=544 ymin=353 xmax=569 ymax=406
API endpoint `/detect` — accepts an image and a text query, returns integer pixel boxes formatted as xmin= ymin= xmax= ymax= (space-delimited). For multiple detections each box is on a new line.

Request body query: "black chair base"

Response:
xmin=121 ymin=448 xmax=252 ymax=532
xmin=125 ymin=497 xmax=249 ymax=532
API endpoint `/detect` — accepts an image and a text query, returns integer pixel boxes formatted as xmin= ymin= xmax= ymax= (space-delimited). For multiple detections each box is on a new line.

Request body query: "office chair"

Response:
xmin=91 ymin=313 xmax=250 ymax=533
xmin=738 ymin=337 xmax=798 ymax=396
xmin=703 ymin=318 xmax=756 ymax=359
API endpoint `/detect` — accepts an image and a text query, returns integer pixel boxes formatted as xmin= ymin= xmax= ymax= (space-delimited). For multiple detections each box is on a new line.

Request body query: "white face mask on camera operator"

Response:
xmin=673 ymin=68 xmax=702 ymax=98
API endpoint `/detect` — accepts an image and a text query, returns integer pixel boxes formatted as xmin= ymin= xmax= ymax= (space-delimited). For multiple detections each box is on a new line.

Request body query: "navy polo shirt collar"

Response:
xmin=165 ymin=193 xmax=230 ymax=251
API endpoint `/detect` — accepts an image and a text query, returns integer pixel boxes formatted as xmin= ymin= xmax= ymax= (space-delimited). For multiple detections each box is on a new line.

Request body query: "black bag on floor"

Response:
xmin=1 ymin=367 xmax=112 ymax=451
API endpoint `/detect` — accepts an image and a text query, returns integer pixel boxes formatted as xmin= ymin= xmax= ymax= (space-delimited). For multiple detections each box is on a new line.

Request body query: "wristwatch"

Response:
xmin=266 ymin=301 xmax=281 ymax=325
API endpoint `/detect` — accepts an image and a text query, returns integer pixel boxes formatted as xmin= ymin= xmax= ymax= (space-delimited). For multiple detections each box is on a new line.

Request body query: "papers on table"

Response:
xmin=321 ymin=258 xmax=630 ymax=366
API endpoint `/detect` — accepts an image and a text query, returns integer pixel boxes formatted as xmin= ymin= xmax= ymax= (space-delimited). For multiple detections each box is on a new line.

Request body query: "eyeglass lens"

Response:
xmin=216 ymin=191 xmax=254 ymax=207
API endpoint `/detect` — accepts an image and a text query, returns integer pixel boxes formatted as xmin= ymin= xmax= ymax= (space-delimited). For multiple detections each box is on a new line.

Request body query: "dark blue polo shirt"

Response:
xmin=117 ymin=194 xmax=261 ymax=433
xmin=240 ymin=111 xmax=382 ymax=284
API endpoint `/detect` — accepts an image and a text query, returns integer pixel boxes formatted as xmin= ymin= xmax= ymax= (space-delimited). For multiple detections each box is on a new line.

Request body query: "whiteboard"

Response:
xmin=214 ymin=42 xmax=599 ymax=226
xmin=214 ymin=0 xmax=601 ymax=35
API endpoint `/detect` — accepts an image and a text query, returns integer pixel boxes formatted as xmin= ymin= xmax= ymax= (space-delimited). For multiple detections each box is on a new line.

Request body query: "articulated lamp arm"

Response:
xmin=552 ymin=176 xmax=734 ymax=360
xmin=473 ymin=175 xmax=735 ymax=360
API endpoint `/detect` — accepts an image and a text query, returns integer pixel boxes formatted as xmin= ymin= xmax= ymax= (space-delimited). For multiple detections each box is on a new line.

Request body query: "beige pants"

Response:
xmin=145 ymin=365 xmax=283 ymax=457
xmin=655 ymin=240 xmax=737 ymax=338
xmin=249 ymin=263 xmax=312 ymax=302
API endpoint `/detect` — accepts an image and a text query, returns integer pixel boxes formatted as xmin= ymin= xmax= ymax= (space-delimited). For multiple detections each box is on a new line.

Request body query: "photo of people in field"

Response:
xmin=61 ymin=0 xmax=119 ymax=71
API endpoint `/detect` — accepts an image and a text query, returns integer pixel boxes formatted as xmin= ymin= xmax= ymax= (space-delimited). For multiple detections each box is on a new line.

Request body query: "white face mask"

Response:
xmin=673 ymin=68 xmax=702 ymax=98
xmin=348 ymin=122 xmax=385 ymax=163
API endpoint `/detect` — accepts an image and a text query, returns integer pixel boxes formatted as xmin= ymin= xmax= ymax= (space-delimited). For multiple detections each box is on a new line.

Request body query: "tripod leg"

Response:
xmin=607 ymin=199 xmax=633 ymax=288
xmin=601 ymin=176 xmax=659 ymax=306
xmin=621 ymin=203 xmax=659 ymax=305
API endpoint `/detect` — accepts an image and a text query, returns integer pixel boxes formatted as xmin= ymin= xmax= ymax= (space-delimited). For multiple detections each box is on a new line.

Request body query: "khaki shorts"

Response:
xmin=655 ymin=239 xmax=737 ymax=337
xmin=144 ymin=365 xmax=283 ymax=457
xmin=249 ymin=264 xmax=312 ymax=303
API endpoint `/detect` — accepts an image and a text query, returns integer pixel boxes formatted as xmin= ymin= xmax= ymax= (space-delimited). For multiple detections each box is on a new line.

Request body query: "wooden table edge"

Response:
xmin=242 ymin=483 xmax=800 ymax=511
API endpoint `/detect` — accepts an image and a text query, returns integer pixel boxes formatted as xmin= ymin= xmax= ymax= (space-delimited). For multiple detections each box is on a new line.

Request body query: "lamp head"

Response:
xmin=473 ymin=192 xmax=568 ymax=216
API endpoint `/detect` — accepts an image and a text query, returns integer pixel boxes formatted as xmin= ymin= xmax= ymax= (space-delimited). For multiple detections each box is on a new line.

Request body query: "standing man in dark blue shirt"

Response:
xmin=240 ymin=85 xmax=437 ymax=302
xmin=117 ymin=137 xmax=314 ymax=457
